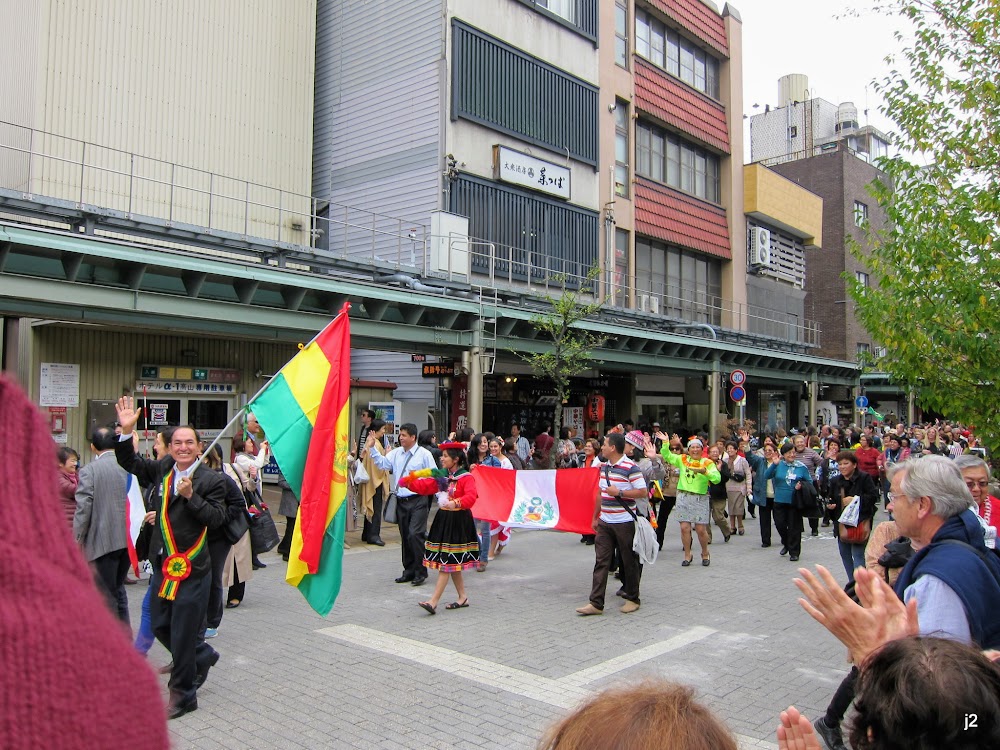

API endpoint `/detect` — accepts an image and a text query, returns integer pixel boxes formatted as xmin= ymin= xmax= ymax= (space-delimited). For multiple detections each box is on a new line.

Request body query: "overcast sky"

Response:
xmin=734 ymin=0 xmax=905 ymax=160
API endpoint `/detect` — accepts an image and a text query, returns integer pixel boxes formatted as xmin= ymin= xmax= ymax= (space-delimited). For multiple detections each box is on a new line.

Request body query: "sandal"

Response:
xmin=445 ymin=599 xmax=469 ymax=610
xmin=418 ymin=601 xmax=436 ymax=615
xmin=226 ymin=599 xmax=241 ymax=609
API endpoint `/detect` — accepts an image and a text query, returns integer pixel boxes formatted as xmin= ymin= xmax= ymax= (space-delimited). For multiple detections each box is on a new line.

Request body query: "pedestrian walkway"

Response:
xmin=136 ymin=509 xmax=869 ymax=750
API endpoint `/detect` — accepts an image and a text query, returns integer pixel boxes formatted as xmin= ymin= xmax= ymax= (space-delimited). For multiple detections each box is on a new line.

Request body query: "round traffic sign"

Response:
xmin=729 ymin=385 xmax=746 ymax=402
xmin=730 ymin=369 xmax=747 ymax=386
xmin=855 ymin=395 xmax=869 ymax=408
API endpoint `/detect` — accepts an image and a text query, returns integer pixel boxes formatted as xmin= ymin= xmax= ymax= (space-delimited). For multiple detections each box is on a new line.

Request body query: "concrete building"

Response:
xmin=749 ymin=75 xmax=894 ymax=425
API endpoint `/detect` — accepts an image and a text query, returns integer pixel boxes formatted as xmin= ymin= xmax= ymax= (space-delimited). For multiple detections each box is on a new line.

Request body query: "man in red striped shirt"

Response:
xmin=576 ymin=432 xmax=647 ymax=616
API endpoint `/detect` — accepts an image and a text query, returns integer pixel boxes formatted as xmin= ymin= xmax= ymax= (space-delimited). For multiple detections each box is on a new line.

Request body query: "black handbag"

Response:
xmin=134 ymin=522 xmax=154 ymax=562
xmin=248 ymin=494 xmax=280 ymax=553
xmin=383 ymin=492 xmax=398 ymax=524
xmin=222 ymin=508 xmax=250 ymax=545
xmin=794 ymin=480 xmax=823 ymax=518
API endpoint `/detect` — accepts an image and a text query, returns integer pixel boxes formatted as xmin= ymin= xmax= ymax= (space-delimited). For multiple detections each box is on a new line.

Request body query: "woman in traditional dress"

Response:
xmin=360 ymin=419 xmax=392 ymax=546
xmin=657 ymin=435 xmax=721 ymax=567
xmin=418 ymin=443 xmax=480 ymax=614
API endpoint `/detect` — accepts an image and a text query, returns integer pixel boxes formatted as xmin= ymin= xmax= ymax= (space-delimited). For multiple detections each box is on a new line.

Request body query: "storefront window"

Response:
xmin=759 ymin=391 xmax=787 ymax=433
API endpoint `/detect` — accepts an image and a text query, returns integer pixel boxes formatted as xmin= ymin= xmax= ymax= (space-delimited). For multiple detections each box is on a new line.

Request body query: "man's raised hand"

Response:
xmin=115 ymin=396 xmax=140 ymax=435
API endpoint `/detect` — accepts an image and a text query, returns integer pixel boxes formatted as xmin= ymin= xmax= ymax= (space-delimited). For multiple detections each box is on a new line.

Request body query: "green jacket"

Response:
xmin=661 ymin=449 xmax=721 ymax=495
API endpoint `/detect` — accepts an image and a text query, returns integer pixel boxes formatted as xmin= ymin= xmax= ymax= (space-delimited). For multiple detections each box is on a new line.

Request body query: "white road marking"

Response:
xmin=316 ymin=623 xmax=778 ymax=749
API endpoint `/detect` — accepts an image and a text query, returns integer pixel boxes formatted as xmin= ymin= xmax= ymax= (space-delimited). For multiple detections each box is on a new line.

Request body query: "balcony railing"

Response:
xmin=0 ymin=119 xmax=819 ymax=348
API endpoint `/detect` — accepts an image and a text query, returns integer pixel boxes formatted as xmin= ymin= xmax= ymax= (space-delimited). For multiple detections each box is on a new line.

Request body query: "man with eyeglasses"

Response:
xmin=954 ymin=455 xmax=998 ymax=549
xmin=887 ymin=456 xmax=1000 ymax=648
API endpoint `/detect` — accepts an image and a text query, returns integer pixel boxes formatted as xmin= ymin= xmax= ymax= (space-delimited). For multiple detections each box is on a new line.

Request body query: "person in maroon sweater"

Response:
xmin=854 ymin=434 xmax=882 ymax=485
xmin=0 ymin=375 xmax=169 ymax=748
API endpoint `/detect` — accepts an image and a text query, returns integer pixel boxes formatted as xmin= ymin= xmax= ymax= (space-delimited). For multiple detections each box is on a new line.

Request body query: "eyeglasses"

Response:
xmin=670 ymin=446 xmax=683 ymax=452
xmin=965 ymin=480 xmax=990 ymax=489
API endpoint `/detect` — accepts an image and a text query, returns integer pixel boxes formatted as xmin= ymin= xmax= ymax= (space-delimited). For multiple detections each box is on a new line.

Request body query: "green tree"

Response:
xmin=516 ymin=268 xmax=606 ymax=467
xmin=849 ymin=0 xmax=1000 ymax=445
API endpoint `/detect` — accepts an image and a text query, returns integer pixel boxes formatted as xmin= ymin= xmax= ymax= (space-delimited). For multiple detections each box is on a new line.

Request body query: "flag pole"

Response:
xmin=187 ymin=302 xmax=352 ymax=474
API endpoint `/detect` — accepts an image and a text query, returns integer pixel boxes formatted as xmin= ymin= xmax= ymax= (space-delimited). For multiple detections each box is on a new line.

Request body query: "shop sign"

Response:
xmin=137 ymin=365 xmax=239 ymax=384
xmin=494 ymin=145 xmax=571 ymax=200
xmin=136 ymin=381 xmax=236 ymax=394
xmin=422 ymin=362 xmax=455 ymax=378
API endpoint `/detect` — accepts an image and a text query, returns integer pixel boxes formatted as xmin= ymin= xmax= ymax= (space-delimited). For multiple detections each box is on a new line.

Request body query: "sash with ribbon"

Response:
xmin=157 ymin=470 xmax=207 ymax=601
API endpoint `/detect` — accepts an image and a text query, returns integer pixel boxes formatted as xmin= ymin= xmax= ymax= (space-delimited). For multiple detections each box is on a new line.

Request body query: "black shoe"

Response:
xmin=615 ymin=586 xmax=626 ymax=597
xmin=252 ymin=560 xmax=266 ymax=569
xmin=821 ymin=520 xmax=831 ymax=527
xmin=168 ymin=699 xmax=198 ymax=720
xmin=282 ymin=554 xmax=289 ymax=562
xmin=779 ymin=546 xmax=789 ymax=556
xmin=584 ymin=539 xmax=595 ymax=545
xmin=723 ymin=534 xmax=731 ymax=543
xmin=394 ymin=575 xmax=414 ymax=584
xmin=789 ymin=555 xmax=799 ymax=562
xmin=411 ymin=576 xmax=427 ymax=586
xmin=193 ymin=651 xmax=220 ymax=689
xmin=811 ymin=529 xmax=820 ymax=536
xmin=761 ymin=542 xmax=771 ymax=548
xmin=368 ymin=538 xmax=385 ymax=547
xmin=812 ymin=717 xmax=846 ymax=750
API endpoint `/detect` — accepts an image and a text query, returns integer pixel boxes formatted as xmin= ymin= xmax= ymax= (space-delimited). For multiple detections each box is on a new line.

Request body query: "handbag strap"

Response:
xmin=603 ymin=465 xmax=639 ymax=522
xmin=392 ymin=450 xmax=416 ymax=493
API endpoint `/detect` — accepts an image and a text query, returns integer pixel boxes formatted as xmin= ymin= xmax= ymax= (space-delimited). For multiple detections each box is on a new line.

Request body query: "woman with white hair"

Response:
xmin=657 ymin=433 xmax=721 ymax=567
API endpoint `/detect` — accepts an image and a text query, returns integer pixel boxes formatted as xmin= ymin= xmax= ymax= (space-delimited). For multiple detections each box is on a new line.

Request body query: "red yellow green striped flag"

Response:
xmin=249 ymin=303 xmax=351 ymax=615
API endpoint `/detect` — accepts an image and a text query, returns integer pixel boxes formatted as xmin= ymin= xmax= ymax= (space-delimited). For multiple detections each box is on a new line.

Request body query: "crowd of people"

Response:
xmin=46 ymin=383 xmax=1000 ymax=748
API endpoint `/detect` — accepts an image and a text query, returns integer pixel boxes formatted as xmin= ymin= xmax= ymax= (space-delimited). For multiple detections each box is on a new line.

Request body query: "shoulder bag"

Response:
xmin=383 ymin=450 xmax=416 ymax=525
xmin=603 ymin=466 xmax=658 ymax=565
xmin=221 ymin=464 xmax=251 ymax=545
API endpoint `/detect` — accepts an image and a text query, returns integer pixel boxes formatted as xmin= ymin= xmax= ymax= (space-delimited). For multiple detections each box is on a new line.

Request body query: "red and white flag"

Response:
xmin=125 ymin=474 xmax=146 ymax=576
xmin=471 ymin=466 xmax=599 ymax=535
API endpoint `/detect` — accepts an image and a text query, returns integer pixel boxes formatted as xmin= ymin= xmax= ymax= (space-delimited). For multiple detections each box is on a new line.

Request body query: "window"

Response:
xmin=636 ymin=121 xmax=720 ymax=202
xmin=789 ymin=126 xmax=798 ymax=138
xmin=855 ymin=271 xmax=870 ymax=287
xmin=634 ymin=9 xmax=720 ymax=99
xmin=635 ymin=237 xmax=722 ymax=324
xmin=614 ymin=2 xmax=628 ymax=68
xmin=614 ymin=100 xmax=630 ymax=197
xmin=536 ymin=0 xmax=575 ymax=23
xmin=853 ymin=201 xmax=868 ymax=226
xmin=856 ymin=343 xmax=872 ymax=361
xmin=452 ymin=21 xmax=599 ymax=165
xmin=613 ymin=228 xmax=629 ymax=306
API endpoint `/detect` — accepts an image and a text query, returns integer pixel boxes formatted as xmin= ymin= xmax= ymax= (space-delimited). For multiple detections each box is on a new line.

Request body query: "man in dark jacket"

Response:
xmin=114 ymin=396 xmax=228 ymax=719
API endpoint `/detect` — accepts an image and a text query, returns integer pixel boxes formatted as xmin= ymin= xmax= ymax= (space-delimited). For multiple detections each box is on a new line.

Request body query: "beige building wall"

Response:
xmin=598 ymin=0 xmax=636 ymax=306
xmin=719 ymin=6 xmax=746 ymax=329
xmin=1 ymin=0 xmax=315 ymax=243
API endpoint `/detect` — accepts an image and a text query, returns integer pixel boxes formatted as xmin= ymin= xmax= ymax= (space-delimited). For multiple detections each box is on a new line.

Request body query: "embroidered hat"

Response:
xmin=438 ymin=441 xmax=466 ymax=450
xmin=687 ymin=438 xmax=704 ymax=448
xmin=624 ymin=430 xmax=645 ymax=449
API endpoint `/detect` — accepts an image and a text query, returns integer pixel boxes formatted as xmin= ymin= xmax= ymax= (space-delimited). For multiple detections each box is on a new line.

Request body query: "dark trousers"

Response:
xmin=205 ymin=537 xmax=231 ymax=630
xmin=397 ymin=494 xmax=429 ymax=579
xmin=825 ymin=667 xmax=859 ymax=725
xmin=655 ymin=497 xmax=676 ymax=550
xmin=590 ymin=520 xmax=640 ymax=610
xmin=93 ymin=548 xmax=131 ymax=628
xmin=773 ymin=503 xmax=803 ymax=556
xmin=150 ymin=563 xmax=217 ymax=708
xmin=808 ymin=514 xmax=820 ymax=533
xmin=277 ymin=515 xmax=296 ymax=555
xmin=362 ymin=488 xmax=384 ymax=542
xmin=758 ymin=498 xmax=775 ymax=545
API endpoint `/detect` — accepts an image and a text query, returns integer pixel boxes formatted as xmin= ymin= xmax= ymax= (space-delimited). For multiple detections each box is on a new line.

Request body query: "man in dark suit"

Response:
xmin=114 ymin=396 xmax=228 ymax=720
xmin=74 ymin=426 xmax=132 ymax=625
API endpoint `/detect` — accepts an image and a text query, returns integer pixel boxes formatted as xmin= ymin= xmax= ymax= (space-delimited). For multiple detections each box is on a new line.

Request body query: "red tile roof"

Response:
xmin=646 ymin=0 xmax=729 ymax=57
xmin=635 ymin=177 xmax=731 ymax=259
xmin=635 ymin=59 xmax=730 ymax=153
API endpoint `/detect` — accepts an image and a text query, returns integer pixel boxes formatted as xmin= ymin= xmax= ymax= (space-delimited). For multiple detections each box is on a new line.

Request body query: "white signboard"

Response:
xmin=563 ymin=407 xmax=584 ymax=438
xmin=494 ymin=145 xmax=571 ymax=200
xmin=40 ymin=363 xmax=80 ymax=407
xmin=136 ymin=381 xmax=236 ymax=394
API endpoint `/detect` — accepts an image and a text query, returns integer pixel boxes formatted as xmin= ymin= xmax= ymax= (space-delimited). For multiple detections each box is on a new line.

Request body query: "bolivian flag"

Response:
xmin=250 ymin=303 xmax=351 ymax=615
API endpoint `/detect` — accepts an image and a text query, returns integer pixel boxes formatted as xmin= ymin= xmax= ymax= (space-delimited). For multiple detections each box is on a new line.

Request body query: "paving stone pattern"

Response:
xmin=138 ymin=505 xmax=876 ymax=750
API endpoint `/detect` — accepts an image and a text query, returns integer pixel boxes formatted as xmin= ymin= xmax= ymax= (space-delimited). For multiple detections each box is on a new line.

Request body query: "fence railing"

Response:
xmin=0 ymin=119 xmax=820 ymax=347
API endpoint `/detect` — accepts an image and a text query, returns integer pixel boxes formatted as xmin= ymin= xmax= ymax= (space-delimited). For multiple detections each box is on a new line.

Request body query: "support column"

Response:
xmin=709 ymin=358 xmax=720 ymax=444
xmin=809 ymin=375 xmax=819 ymax=427
xmin=467 ymin=346 xmax=483 ymax=433
xmin=907 ymin=389 xmax=916 ymax=426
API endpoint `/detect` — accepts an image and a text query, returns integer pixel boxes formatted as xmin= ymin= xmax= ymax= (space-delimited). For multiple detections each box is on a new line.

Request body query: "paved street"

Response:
xmin=135 ymin=506 xmax=869 ymax=750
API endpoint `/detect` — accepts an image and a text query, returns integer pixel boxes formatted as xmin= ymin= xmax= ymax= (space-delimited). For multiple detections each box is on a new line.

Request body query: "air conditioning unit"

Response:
xmin=749 ymin=227 xmax=772 ymax=266
xmin=637 ymin=294 xmax=660 ymax=315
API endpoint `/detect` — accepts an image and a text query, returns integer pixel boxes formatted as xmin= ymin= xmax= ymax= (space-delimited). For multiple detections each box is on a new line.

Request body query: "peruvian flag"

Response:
xmin=124 ymin=474 xmax=147 ymax=576
xmin=471 ymin=466 xmax=599 ymax=535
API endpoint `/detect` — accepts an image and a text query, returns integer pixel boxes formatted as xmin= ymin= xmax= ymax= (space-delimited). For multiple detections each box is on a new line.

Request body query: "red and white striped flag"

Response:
xmin=125 ymin=474 xmax=146 ymax=576
xmin=471 ymin=466 xmax=599 ymax=535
